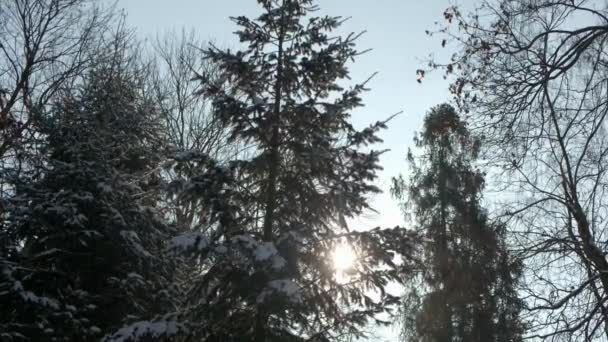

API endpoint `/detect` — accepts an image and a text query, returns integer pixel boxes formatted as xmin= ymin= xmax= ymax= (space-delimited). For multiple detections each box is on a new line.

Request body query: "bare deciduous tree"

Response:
xmin=151 ymin=31 xmax=238 ymax=230
xmin=425 ymin=0 xmax=608 ymax=340
xmin=0 ymin=0 xmax=111 ymax=158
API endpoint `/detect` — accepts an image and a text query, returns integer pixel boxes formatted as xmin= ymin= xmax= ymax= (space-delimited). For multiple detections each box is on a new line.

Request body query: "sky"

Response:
xmin=117 ymin=1 xmax=461 ymax=340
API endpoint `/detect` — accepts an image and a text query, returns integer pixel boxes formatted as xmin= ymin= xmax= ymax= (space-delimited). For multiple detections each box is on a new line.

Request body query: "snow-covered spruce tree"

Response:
xmin=169 ymin=0 xmax=415 ymax=340
xmin=392 ymin=104 xmax=524 ymax=342
xmin=0 ymin=37 xmax=180 ymax=341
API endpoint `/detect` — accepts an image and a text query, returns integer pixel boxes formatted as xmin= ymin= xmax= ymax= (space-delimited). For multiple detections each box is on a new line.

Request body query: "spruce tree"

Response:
xmin=170 ymin=0 xmax=413 ymax=340
xmin=392 ymin=104 xmax=524 ymax=342
xmin=0 ymin=40 xmax=179 ymax=341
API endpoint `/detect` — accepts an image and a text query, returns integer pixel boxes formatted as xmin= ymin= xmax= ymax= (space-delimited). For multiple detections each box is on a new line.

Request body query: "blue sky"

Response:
xmin=117 ymin=1 xmax=460 ymax=339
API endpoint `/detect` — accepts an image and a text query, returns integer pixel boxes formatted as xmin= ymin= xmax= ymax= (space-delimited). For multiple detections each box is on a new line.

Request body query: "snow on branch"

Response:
xmin=103 ymin=320 xmax=186 ymax=342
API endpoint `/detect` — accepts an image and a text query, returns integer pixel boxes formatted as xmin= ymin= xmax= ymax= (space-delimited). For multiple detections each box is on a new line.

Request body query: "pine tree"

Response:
xmin=169 ymin=0 xmax=414 ymax=340
xmin=0 ymin=38 xmax=180 ymax=341
xmin=392 ymin=104 xmax=524 ymax=342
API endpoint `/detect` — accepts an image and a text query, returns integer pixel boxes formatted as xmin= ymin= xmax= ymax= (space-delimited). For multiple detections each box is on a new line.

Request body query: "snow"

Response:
xmin=46 ymin=204 xmax=70 ymax=215
xmin=120 ymin=230 xmax=152 ymax=258
xmin=252 ymin=94 xmax=264 ymax=105
xmin=108 ymin=207 xmax=126 ymax=227
xmin=13 ymin=281 xmax=60 ymax=310
xmin=126 ymin=273 xmax=146 ymax=286
xmin=66 ymin=213 xmax=88 ymax=226
xmin=73 ymin=192 xmax=94 ymax=201
xmin=278 ymin=230 xmax=305 ymax=244
xmin=214 ymin=245 xmax=228 ymax=254
xmin=97 ymin=182 xmax=113 ymax=193
xmin=254 ymin=242 xmax=277 ymax=261
xmin=31 ymin=248 xmax=63 ymax=259
xmin=127 ymin=272 xmax=144 ymax=279
xmin=230 ymin=235 xmax=287 ymax=269
xmin=168 ymin=233 xmax=209 ymax=253
xmin=103 ymin=321 xmax=183 ymax=342
xmin=174 ymin=150 xmax=208 ymax=161
xmin=268 ymin=279 xmax=300 ymax=299
xmin=254 ymin=241 xmax=286 ymax=270
xmin=231 ymin=234 xmax=257 ymax=249
xmin=257 ymin=279 xmax=302 ymax=304
xmin=270 ymin=255 xmax=287 ymax=270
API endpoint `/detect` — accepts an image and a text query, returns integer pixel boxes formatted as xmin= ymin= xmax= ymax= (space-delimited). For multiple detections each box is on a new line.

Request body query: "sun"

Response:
xmin=331 ymin=243 xmax=357 ymax=272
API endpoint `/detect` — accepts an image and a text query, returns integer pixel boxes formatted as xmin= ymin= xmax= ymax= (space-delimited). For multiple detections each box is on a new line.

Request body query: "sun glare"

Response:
xmin=332 ymin=243 xmax=357 ymax=272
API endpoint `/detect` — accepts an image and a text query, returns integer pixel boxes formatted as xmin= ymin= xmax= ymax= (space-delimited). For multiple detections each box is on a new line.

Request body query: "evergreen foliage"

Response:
xmin=169 ymin=0 xmax=415 ymax=340
xmin=392 ymin=104 xmax=524 ymax=342
xmin=0 ymin=1 xmax=536 ymax=341
xmin=0 ymin=41 xmax=178 ymax=341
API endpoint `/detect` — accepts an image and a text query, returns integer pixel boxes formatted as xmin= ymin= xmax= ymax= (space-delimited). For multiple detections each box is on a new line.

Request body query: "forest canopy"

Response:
xmin=1 ymin=0 xmax=607 ymax=341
